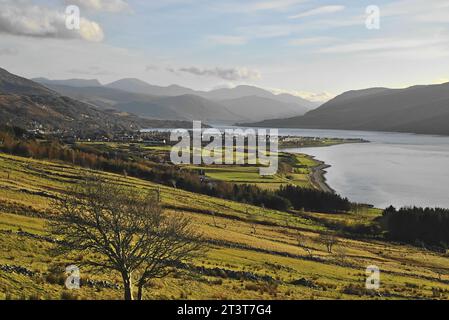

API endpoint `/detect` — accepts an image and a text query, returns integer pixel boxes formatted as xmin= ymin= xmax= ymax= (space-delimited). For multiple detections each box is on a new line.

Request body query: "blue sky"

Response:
xmin=1 ymin=0 xmax=449 ymax=101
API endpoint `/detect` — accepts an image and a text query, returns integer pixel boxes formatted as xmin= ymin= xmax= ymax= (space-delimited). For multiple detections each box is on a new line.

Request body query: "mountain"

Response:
xmin=35 ymin=83 xmax=159 ymax=110
xmin=114 ymin=94 xmax=238 ymax=122
xmin=219 ymin=96 xmax=309 ymax=122
xmin=106 ymin=78 xmax=196 ymax=96
xmin=274 ymin=93 xmax=320 ymax=108
xmin=35 ymin=78 xmax=317 ymax=123
xmin=203 ymin=85 xmax=318 ymax=109
xmin=33 ymin=83 xmax=238 ymax=122
xmin=243 ymin=83 xmax=449 ymax=136
xmin=32 ymin=77 xmax=102 ymax=88
xmin=0 ymin=68 xmax=192 ymax=135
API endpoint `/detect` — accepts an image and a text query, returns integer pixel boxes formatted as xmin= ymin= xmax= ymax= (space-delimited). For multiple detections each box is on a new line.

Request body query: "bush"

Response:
xmin=60 ymin=291 xmax=79 ymax=300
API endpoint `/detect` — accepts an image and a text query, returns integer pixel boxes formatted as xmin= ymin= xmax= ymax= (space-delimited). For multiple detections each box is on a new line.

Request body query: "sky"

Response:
xmin=0 ymin=0 xmax=449 ymax=102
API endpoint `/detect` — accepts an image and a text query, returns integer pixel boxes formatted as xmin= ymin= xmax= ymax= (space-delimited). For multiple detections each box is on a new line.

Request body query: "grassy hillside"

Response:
xmin=1 ymin=152 xmax=449 ymax=300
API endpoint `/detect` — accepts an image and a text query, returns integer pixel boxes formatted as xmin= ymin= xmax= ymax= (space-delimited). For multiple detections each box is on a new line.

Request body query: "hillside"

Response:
xmin=32 ymin=78 xmax=102 ymax=88
xmin=220 ymin=96 xmax=309 ymax=121
xmin=114 ymin=94 xmax=238 ymax=122
xmin=1 ymin=152 xmax=449 ymax=300
xmin=0 ymin=68 xmax=192 ymax=134
xmin=244 ymin=83 xmax=449 ymax=136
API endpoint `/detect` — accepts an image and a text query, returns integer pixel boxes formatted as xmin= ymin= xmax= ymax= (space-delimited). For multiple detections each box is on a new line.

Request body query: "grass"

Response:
xmin=186 ymin=152 xmax=321 ymax=190
xmin=1 ymin=152 xmax=449 ymax=300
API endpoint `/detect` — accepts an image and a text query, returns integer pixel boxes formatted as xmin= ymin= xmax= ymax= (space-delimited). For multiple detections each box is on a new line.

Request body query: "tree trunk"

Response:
xmin=122 ymin=272 xmax=134 ymax=300
xmin=137 ymin=283 xmax=144 ymax=301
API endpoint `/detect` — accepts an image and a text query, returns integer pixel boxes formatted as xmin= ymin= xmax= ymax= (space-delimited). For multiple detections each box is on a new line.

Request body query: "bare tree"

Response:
xmin=333 ymin=244 xmax=347 ymax=264
xmin=318 ymin=233 xmax=339 ymax=254
xmin=49 ymin=175 xmax=204 ymax=300
xmin=296 ymin=232 xmax=314 ymax=258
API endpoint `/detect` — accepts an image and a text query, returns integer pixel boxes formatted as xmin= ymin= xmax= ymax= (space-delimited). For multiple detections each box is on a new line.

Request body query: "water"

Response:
xmin=144 ymin=126 xmax=449 ymax=209
xmin=281 ymin=128 xmax=449 ymax=209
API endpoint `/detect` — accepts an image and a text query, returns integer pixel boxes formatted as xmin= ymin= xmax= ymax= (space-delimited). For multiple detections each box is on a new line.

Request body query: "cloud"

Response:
xmin=67 ymin=66 xmax=113 ymax=76
xmin=270 ymin=88 xmax=335 ymax=102
xmin=206 ymin=35 xmax=248 ymax=45
xmin=289 ymin=5 xmax=345 ymax=19
xmin=145 ymin=65 xmax=159 ymax=72
xmin=0 ymin=0 xmax=104 ymax=42
xmin=0 ymin=47 xmax=18 ymax=55
xmin=236 ymin=24 xmax=297 ymax=39
xmin=296 ymin=91 xmax=335 ymax=103
xmin=247 ymin=0 xmax=307 ymax=11
xmin=175 ymin=66 xmax=262 ymax=81
xmin=65 ymin=0 xmax=130 ymax=13
xmin=214 ymin=0 xmax=307 ymax=13
xmin=288 ymin=37 xmax=336 ymax=46
xmin=319 ymin=37 xmax=448 ymax=54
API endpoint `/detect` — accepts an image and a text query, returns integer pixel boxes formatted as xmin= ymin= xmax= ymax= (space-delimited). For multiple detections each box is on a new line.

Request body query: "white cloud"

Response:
xmin=0 ymin=0 xmax=104 ymax=42
xmin=319 ymin=37 xmax=448 ymax=54
xmin=65 ymin=0 xmax=130 ymax=13
xmin=67 ymin=65 xmax=113 ymax=76
xmin=175 ymin=66 xmax=261 ymax=81
xmin=433 ymin=77 xmax=449 ymax=84
xmin=206 ymin=35 xmax=248 ymax=45
xmin=270 ymin=88 xmax=335 ymax=102
xmin=248 ymin=0 xmax=307 ymax=11
xmin=289 ymin=5 xmax=345 ymax=19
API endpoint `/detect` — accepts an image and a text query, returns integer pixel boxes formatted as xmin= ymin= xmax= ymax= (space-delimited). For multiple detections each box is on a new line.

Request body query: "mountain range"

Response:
xmin=243 ymin=83 xmax=449 ymax=136
xmin=34 ymin=78 xmax=317 ymax=123
xmin=6 ymin=67 xmax=449 ymax=136
xmin=0 ymin=68 xmax=195 ymax=135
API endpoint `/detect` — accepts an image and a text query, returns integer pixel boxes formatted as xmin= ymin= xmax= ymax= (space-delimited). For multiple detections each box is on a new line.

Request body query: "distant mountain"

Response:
xmin=243 ymin=83 xmax=449 ymax=136
xmin=114 ymin=94 xmax=239 ymax=122
xmin=203 ymin=85 xmax=318 ymax=109
xmin=219 ymin=96 xmax=309 ymax=122
xmin=37 ymin=83 xmax=158 ymax=110
xmin=0 ymin=68 xmax=192 ymax=135
xmin=32 ymin=77 xmax=102 ymax=88
xmin=106 ymin=78 xmax=196 ymax=96
xmin=274 ymin=93 xmax=320 ymax=108
xmin=35 ymin=78 xmax=316 ymax=123
xmin=34 ymin=83 xmax=238 ymax=122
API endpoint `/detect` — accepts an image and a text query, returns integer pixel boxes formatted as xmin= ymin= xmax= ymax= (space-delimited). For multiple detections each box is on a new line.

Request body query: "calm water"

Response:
xmin=280 ymin=129 xmax=449 ymax=209
xmin=146 ymin=126 xmax=449 ymax=208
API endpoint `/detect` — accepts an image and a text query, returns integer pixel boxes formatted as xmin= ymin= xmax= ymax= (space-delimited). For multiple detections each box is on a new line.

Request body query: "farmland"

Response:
xmin=1 ymin=152 xmax=449 ymax=300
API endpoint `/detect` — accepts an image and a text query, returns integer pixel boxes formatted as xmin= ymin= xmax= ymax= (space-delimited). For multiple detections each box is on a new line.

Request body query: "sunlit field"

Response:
xmin=1 ymin=152 xmax=449 ymax=300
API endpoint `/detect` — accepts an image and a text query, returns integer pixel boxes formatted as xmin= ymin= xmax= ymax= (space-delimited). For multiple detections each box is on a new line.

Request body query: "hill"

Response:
xmin=1 ymin=151 xmax=449 ymax=299
xmin=243 ymin=83 xmax=449 ymax=135
xmin=0 ymin=68 xmax=193 ymax=134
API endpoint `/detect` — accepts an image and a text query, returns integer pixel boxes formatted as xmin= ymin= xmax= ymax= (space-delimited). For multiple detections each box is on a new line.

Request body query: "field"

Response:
xmin=186 ymin=152 xmax=320 ymax=190
xmin=1 ymin=152 xmax=449 ymax=300
xmin=80 ymin=142 xmax=325 ymax=190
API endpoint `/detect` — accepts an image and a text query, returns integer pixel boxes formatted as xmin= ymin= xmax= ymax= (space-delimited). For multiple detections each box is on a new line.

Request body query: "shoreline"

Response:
xmin=308 ymin=156 xmax=335 ymax=194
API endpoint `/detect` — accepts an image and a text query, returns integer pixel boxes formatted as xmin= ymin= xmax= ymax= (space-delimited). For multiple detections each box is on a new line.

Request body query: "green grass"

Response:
xmin=1 ymin=152 xmax=449 ymax=300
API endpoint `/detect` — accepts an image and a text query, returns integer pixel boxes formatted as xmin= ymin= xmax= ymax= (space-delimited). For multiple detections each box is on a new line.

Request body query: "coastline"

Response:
xmin=282 ymin=138 xmax=368 ymax=194
xmin=308 ymin=156 xmax=335 ymax=194
xmin=282 ymin=148 xmax=336 ymax=194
